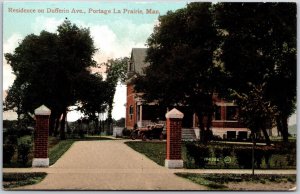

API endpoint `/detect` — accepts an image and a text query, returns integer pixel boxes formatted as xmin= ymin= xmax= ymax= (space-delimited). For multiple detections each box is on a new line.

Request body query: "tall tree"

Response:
xmin=5 ymin=19 xmax=97 ymax=139
xmin=134 ymin=2 xmax=223 ymax=143
xmin=74 ymin=72 xmax=109 ymax=132
xmin=105 ymin=57 xmax=128 ymax=134
xmin=230 ymin=83 xmax=277 ymax=145
xmin=214 ymin=2 xmax=296 ymax=143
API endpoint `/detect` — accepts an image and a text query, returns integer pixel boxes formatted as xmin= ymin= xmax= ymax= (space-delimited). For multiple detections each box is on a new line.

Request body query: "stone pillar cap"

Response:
xmin=166 ymin=108 xmax=184 ymax=119
xmin=34 ymin=105 xmax=51 ymax=116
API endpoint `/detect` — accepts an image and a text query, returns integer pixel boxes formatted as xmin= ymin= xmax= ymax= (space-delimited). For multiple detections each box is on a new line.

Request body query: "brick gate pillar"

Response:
xmin=32 ymin=105 xmax=51 ymax=167
xmin=165 ymin=108 xmax=184 ymax=168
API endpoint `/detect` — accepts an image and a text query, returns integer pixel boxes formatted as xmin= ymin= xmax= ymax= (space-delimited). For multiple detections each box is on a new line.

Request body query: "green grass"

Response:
xmin=49 ymin=139 xmax=76 ymax=165
xmin=175 ymin=173 xmax=296 ymax=190
xmin=125 ymin=141 xmax=166 ymax=166
xmin=3 ymin=172 xmax=47 ymax=189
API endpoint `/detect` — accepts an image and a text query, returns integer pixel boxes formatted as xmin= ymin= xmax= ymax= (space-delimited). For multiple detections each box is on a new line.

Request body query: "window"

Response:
xmin=129 ymin=105 xmax=133 ymax=120
xmin=214 ymin=106 xmax=221 ymax=120
xmin=226 ymin=106 xmax=238 ymax=120
xmin=129 ymin=61 xmax=133 ymax=72
xmin=137 ymin=105 xmax=140 ymax=121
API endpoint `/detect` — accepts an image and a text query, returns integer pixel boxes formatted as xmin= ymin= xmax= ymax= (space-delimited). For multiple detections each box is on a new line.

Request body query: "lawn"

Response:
xmin=49 ymin=139 xmax=76 ymax=165
xmin=125 ymin=141 xmax=167 ymax=166
xmin=3 ymin=172 xmax=47 ymax=189
xmin=175 ymin=173 xmax=296 ymax=190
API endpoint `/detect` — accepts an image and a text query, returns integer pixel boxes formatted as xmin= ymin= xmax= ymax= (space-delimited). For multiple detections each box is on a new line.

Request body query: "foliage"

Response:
xmin=133 ymin=2 xmax=296 ymax=145
xmin=214 ymin=3 xmax=296 ymax=143
xmin=114 ymin=118 xmax=125 ymax=127
xmin=3 ymin=144 xmax=16 ymax=164
xmin=17 ymin=143 xmax=32 ymax=165
xmin=125 ymin=141 xmax=295 ymax=169
xmin=122 ymin=128 xmax=132 ymax=137
xmin=134 ymin=2 xmax=223 ymax=143
xmin=234 ymin=148 xmax=253 ymax=169
xmin=175 ymin=173 xmax=296 ymax=190
xmin=4 ymin=126 xmax=33 ymax=140
xmin=230 ymin=83 xmax=277 ymax=145
xmin=106 ymin=58 xmax=128 ymax=84
xmin=4 ymin=19 xmax=99 ymax=139
xmin=105 ymin=57 xmax=128 ymax=132
xmin=4 ymin=134 xmax=18 ymax=145
xmin=74 ymin=72 xmax=109 ymax=132
xmin=16 ymin=136 xmax=32 ymax=165
xmin=3 ymin=120 xmax=18 ymax=129
xmin=3 ymin=172 xmax=47 ymax=189
xmin=185 ymin=142 xmax=211 ymax=168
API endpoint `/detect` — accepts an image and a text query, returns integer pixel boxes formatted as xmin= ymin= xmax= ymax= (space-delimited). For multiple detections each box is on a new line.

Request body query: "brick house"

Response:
xmin=125 ymin=48 xmax=251 ymax=140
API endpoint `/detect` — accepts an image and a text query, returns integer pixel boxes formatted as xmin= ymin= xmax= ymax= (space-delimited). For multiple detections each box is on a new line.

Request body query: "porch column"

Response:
xmin=139 ymin=105 xmax=142 ymax=125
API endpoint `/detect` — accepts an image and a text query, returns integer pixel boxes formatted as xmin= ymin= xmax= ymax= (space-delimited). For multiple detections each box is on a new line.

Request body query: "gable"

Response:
xmin=129 ymin=48 xmax=150 ymax=76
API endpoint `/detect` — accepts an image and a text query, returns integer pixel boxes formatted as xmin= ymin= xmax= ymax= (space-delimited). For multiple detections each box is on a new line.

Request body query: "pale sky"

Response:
xmin=2 ymin=1 xmax=187 ymax=121
xmin=2 ymin=1 xmax=297 ymax=125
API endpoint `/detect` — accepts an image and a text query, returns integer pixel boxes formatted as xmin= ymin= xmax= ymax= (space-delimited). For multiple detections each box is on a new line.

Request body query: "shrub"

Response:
xmin=222 ymin=147 xmax=233 ymax=157
xmin=17 ymin=136 xmax=32 ymax=165
xmin=18 ymin=135 xmax=32 ymax=145
xmin=122 ymin=128 xmax=131 ymax=137
xmin=3 ymin=144 xmax=16 ymax=164
xmin=78 ymin=129 xmax=85 ymax=139
xmin=5 ymin=127 xmax=33 ymax=138
xmin=254 ymin=148 xmax=264 ymax=168
xmin=234 ymin=147 xmax=252 ymax=169
xmin=6 ymin=135 xmax=18 ymax=145
xmin=3 ymin=172 xmax=47 ymax=189
xmin=264 ymin=148 xmax=272 ymax=168
xmin=286 ymin=154 xmax=296 ymax=166
xmin=214 ymin=147 xmax=222 ymax=165
xmin=17 ymin=143 xmax=32 ymax=165
xmin=234 ymin=146 xmax=274 ymax=169
xmin=185 ymin=142 xmax=211 ymax=168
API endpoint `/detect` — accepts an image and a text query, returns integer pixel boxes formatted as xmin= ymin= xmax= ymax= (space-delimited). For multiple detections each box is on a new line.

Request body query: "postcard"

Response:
xmin=2 ymin=1 xmax=297 ymax=191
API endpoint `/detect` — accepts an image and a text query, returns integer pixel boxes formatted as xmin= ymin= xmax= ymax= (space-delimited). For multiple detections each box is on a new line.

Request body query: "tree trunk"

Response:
xmin=261 ymin=126 xmax=271 ymax=146
xmin=197 ymin=112 xmax=205 ymax=143
xmin=206 ymin=111 xmax=213 ymax=142
xmin=281 ymin=115 xmax=289 ymax=143
xmin=49 ymin=113 xmax=56 ymax=136
xmin=95 ymin=118 xmax=99 ymax=135
xmin=60 ymin=110 xmax=67 ymax=140
xmin=54 ymin=115 xmax=60 ymax=137
xmin=276 ymin=116 xmax=283 ymax=137
xmin=107 ymin=102 xmax=113 ymax=135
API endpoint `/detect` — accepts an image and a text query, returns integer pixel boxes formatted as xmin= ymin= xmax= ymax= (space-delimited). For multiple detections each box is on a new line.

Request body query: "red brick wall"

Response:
xmin=34 ymin=115 xmax=49 ymax=158
xmin=212 ymin=121 xmax=243 ymax=128
xmin=126 ymin=84 xmax=136 ymax=129
xmin=166 ymin=118 xmax=182 ymax=160
xmin=221 ymin=106 xmax=226 ymax=120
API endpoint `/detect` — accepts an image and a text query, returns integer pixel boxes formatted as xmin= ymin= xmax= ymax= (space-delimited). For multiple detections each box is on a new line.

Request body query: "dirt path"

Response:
xmin=10 ymin=140 xmax=205 ymax=190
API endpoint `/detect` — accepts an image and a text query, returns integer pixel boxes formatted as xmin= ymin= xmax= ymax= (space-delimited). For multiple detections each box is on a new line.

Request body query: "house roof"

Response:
xmin=131 ymin=48 xmax=150 ymax=75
